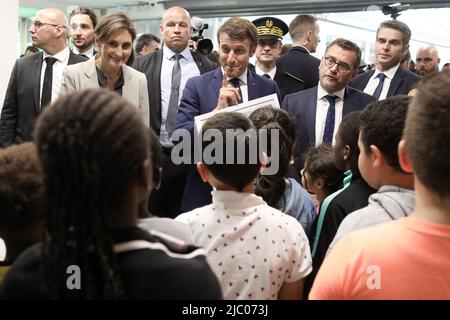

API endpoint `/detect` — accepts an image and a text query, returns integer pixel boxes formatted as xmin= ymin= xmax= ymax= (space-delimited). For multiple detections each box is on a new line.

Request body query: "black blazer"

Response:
xmin=350 ymin=67 xmax=421 ymax=97
xmin=132 ymin=49 xmax=215 ymax=135
xmin=274 ymin=46 xmax=320 ymax=100
xmin=0 ymin=51 xmax=86 ymax=147
xmin=282 ymin=86 xmax=376 ymax=161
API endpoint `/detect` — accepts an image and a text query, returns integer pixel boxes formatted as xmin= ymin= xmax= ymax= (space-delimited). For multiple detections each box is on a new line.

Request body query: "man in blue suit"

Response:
xmin=175 ymin=17 xmax=280 ymax=211
xmin=283 ymin=38 xmax=375 ymax=166
xmin=350 ymin=20 xmax=420 ymax=100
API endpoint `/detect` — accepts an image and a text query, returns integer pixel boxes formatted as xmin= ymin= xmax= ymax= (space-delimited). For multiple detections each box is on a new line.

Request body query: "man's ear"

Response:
xmin=398 ymin=139 xmax=413 ymax=173
xmin=370 ymin=144 xmax=384 ymax=168
xmin=249 ymin=45 xmax=256 ymax=58
xmin=197 ymin=162 xmax=210 ymax=183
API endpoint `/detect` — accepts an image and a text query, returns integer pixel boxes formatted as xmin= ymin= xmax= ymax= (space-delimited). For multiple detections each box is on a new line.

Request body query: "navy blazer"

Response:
xmin=0 ymin=51 xmax=86 ymax=147
xmin=175 ymin=67 xmax=281 ymax=212
xmin=350 ymin=67 xmax=421 ymax=98
xmin=282 ymin=86 xmax=376 ymax=161
xmin=274 ymin=46 xmax=320 ymax=100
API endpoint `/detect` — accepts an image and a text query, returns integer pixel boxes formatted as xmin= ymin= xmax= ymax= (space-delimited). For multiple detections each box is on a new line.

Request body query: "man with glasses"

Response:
xmin=0 ymin=8 xmax=86 ymax=148
xmin=282 ymin=38 xmax=375 ymax=165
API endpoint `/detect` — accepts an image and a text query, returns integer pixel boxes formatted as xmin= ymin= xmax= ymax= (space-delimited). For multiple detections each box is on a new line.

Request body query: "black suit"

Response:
xmin=0 ymin=51 xmax=86 ymax=147
xmin=350 ymin=67 xmax=421 ymax=98
xmin=275 ymin=46 xmax=320 ymax=100
xmin=132 ymin=49 xmax=214 ymax=218
xmin=282 ymin=86 xmax=376 ymax=164
xmin=132 ymin=49 xmax=214 ymax=134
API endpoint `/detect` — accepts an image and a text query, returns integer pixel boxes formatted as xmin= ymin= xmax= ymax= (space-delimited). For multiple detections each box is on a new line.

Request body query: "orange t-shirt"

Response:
xmin=309 ymin=216 xmax=450 ymax=299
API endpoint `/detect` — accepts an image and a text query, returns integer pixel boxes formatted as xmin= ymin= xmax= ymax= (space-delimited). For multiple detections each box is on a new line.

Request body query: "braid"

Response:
xmin=34 ymin=88 xmax=149 ymax=299
xmin=249 ymin=108 xmax=296 ymax=207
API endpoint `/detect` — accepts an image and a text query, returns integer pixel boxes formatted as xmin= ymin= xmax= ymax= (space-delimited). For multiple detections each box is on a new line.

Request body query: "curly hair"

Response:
xmin=0 ymin=142 xmax=45 ymax=229
xmin=33 ymin=88 xmax=150 ymax=299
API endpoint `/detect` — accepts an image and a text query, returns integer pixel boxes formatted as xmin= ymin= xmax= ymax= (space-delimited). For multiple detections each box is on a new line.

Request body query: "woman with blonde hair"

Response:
xmin=61 ymin=12 xmax=149 ymax=126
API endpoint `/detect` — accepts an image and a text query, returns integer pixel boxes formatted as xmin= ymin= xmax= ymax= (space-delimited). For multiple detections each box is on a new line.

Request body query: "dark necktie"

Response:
xmin=372 ymin=73 xmax=386 ymax=100
xmin=41 ymin=57 xmax=58 ymax=109
xmin=165 ymin=53 xmax=182 ymax=136
xmin=263 ymin=73 xmax=271 ymax=79
xmin=322 ymin=95 xmax=336 ymax=145
xmin=229 ymin=78 xmax=243 ymax=104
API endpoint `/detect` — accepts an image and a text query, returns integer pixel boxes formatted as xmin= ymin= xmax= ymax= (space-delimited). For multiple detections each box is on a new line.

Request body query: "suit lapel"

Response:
xmin=306 ymin=89 xmax=318 ymax=144
xmin=387 ymin=67 xmax=404 ymax=96
xmin=154 ymin=50 xmax=163 ymax=116
xmin=121 ymin=66 xmax=135 ymax=104
xmin=247 ymin=70 xmax=258 ymax=101
xmin=212 ymin=68 xmax=223 ymax=100
xmin=32 ymin=53 xmax=43 ymax=113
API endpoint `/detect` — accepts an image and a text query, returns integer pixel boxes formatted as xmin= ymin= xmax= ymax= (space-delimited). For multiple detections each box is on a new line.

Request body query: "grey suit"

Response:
xmin=0 ymin=51 xmax=86 ymax=147
xmin=61 ymin=58 xmax=150 ymax=127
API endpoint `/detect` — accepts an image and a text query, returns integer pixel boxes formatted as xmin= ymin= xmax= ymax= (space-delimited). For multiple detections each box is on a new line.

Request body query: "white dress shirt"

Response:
xmin=255 ymin=64 xmax=277 ymax=79
xmin=315 ymin=84 xmax=345 ymax=146
xmin=40 ymin=47 xmax=70 ymax=107
xmin=363 ymin=64 xmax=400 ymax=100
xmin=160 ymin=45 xmax=200 ymax=147
xmin=72 ymin=45 xmax=95 ymax=58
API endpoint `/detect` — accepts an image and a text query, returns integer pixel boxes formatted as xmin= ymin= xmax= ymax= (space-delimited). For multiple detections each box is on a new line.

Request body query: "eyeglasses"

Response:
xmin=31 ymin=21 xmax=62 ymax=29
xmin=323 ymin=56 xmax=353 ymax=73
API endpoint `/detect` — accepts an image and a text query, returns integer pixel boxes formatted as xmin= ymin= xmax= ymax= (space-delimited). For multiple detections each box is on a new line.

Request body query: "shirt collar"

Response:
xmin=43 ymin=46 xmax=70 ymax=63
xmin=211 ymin=190 xmax=266 ymax=211
xmin=374 ymin=63 xmax=400 ymax=80
xmin=221 ymin=67 xmax=248 ymax=85
xmin=294 ymin=44 xmax=310 ymax=54
xmin=163 ymin=44 xmax=192 ymax=61
xmin=317 ymin=83 xmax=345 ymax=100
xmin=72 ymin=45 xmax=95 ymax=57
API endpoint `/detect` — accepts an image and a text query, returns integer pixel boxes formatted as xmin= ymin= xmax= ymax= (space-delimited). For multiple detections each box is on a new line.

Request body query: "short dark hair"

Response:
xmin=326 ymin=38 xmax=361 ymax=69
xmin=217 ymin=17 xmax=258 ymax=49
xmin=25 ymin=45 xmax=39 ymax=54
xmin=304 ymin=144 xmax=343 ymax=195
xmin=377 ymin=20 xmax=411 ymax=46
xmin=69 ymin=6 xmax=98 ymax=28
xmin=201 ymin=112 xmax=261 ymax=191
xmin=135 ymin=33 xmax=160 ymax=53
xmin=335 ymin=111 xmax=362 ymax=170
xmin=404 ymin=71 xmax=450 ymax=197
xmin=0 ymin=143 xmax=45 ymax=229
xmin=289 ymin=14 xmax=317 ymax=42
xmin=360 ymin=96 xmax=411 ymax=171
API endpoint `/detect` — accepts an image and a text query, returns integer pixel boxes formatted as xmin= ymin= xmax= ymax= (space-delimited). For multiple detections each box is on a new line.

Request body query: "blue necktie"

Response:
xmin=372 ymin=73 xmax=386 ymax=100
xmin=229 ymin=78 xmax=243 ymax=104
xmin=322 ymin=95 xmax=336 ymax=145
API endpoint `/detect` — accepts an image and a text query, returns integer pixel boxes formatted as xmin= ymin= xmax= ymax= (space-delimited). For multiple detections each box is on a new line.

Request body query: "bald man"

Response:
xmin=133 ymin=6 xmax=214 ymax=218
xmin=0 ymin=8 xmax=86 ymax=147
xmin=416 ymin=45 xmax=440 ymax=77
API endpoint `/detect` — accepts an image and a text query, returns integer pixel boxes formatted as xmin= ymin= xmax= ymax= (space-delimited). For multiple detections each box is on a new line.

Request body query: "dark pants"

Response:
xmin=148 ymin=147 xmax=187 ymax=219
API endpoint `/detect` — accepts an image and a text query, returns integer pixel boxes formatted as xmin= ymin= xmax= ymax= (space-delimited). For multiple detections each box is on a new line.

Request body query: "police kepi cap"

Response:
xmin=252 ymin=17 xmax=289 ymax=40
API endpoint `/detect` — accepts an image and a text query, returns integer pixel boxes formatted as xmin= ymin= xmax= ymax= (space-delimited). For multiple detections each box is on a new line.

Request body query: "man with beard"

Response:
xmin=415 ymin=45 xmax=440 ymax=77
xmin=282 ymin=38 xmax=375 ymax=164
xmin=69 ymin=6 xmax=97 ymax=58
